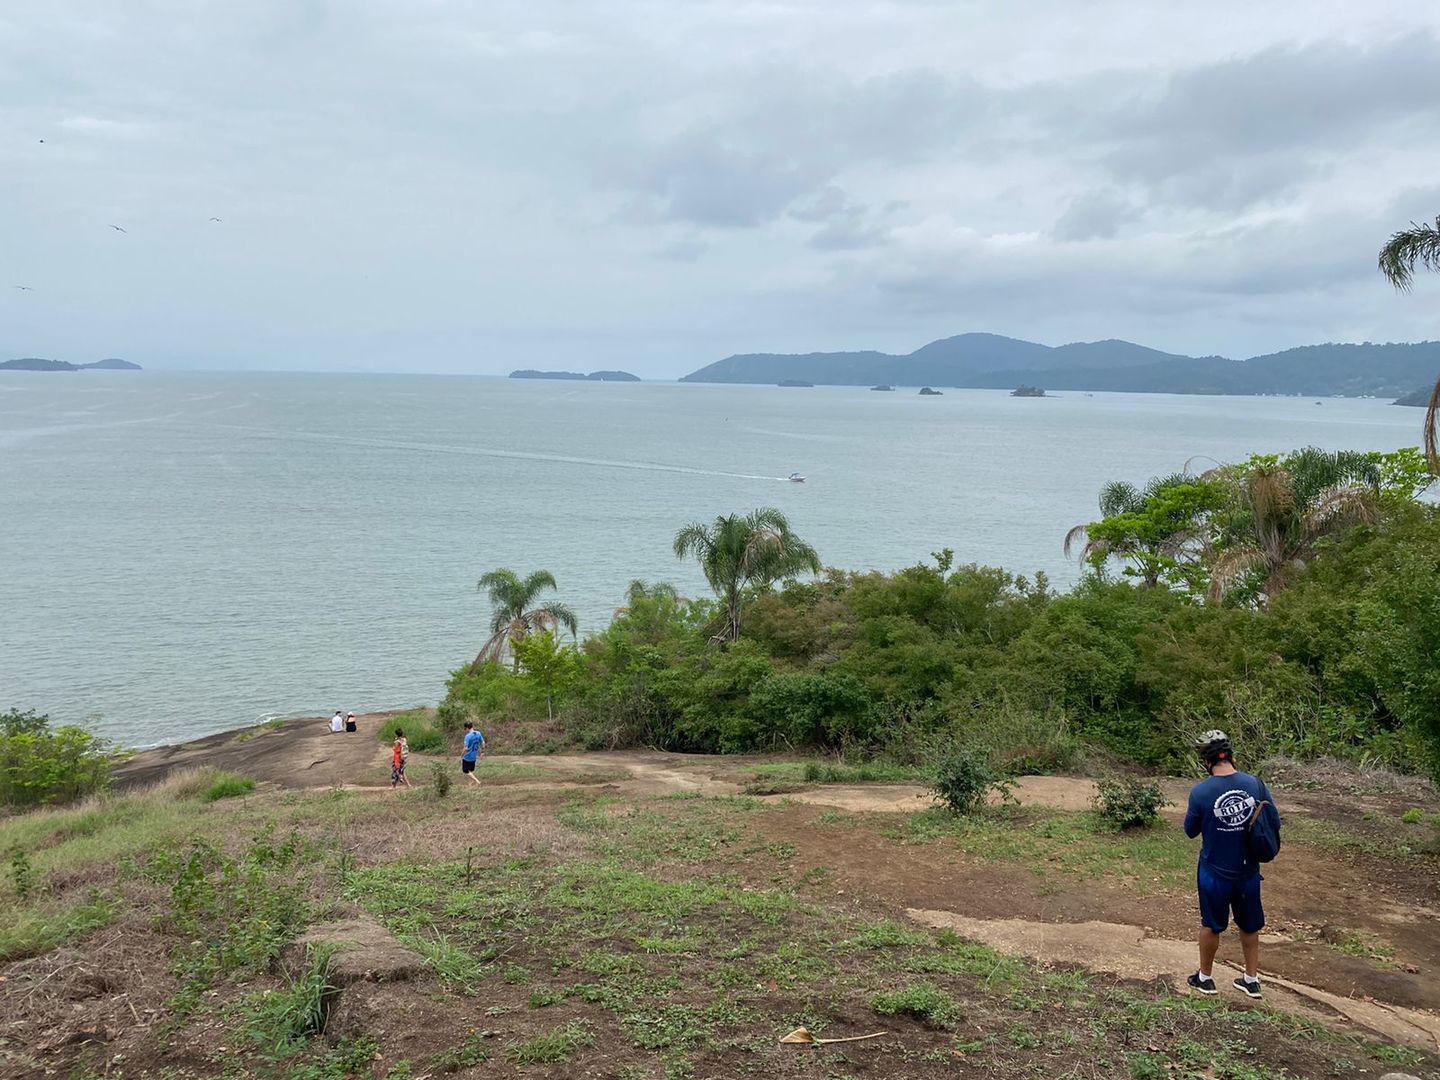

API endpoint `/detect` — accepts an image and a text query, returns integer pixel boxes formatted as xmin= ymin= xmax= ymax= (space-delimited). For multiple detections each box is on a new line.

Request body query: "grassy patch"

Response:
xmin=870 ymin=981 xmax=963 ymax=1029
xmin=892 ymin=806 xmax=1193 ymax=890
xmin=377 ymin=711 xmax=447 ymax=754
xmin=507 ymin=1019 xmax=594 ymax=1065
xmin=0 ymin=890 xmax=121 ymax=961
xmin=202 ymin=771 xmax=257 ymax=802
xmin=748 ymin=760 xmax=927 ymax=785
xmin=241 ymin=943 xmax=337 ymax=1057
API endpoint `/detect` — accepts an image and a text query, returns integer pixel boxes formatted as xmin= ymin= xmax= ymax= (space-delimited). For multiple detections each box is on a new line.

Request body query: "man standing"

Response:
xmin=461 ymin=721 xmax=485 ymax=785
xmin=1184 ymin=730 xmax=1276 ymax=999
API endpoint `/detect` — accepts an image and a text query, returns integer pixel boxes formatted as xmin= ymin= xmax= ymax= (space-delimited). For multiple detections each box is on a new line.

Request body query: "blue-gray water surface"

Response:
xmin=0 ymin=372 xmax=1423 ymax=747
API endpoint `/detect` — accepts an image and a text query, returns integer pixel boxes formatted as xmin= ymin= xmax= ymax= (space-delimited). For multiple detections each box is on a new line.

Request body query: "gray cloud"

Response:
xmin=3 ymin=3 xmax=1440 ymax=375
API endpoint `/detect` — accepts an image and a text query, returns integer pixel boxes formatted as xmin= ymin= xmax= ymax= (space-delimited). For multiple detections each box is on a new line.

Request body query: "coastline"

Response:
xmin=111 ymin=710 xmax=411 ymax=791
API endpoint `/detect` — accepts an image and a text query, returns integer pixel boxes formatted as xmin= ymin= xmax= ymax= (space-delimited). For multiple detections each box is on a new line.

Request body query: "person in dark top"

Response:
xmin=1183 ymin=730 xmax=1277 ymax=999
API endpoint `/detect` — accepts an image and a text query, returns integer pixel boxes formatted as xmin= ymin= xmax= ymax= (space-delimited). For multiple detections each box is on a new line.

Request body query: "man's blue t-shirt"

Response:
xmin=462 ymin=729 xmax=484 ymax=762
xmin=1184 ymin=771 xmax=1275 ymax=880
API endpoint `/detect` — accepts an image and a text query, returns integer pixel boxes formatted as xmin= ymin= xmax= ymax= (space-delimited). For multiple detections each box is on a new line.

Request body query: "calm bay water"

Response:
xmin=0 ymin=371 xmax=1423 ymax=748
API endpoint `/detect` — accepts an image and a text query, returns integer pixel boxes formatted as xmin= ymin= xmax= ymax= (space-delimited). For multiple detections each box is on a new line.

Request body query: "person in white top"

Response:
xmin=330 ymin=711 xmax=344 ymax=733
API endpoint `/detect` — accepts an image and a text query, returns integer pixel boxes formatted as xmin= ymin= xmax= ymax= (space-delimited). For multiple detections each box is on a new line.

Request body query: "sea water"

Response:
xmin=0 ymin=372 xmax=1423 ymax=747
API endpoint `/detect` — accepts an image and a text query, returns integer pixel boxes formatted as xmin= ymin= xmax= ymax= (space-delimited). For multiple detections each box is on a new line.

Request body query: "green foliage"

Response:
xmin=513 ymin=630 xmax=583 ymax=720
xmin=474 ymin=567 xmax=577 ymax=667
xmin=148 ymin=828 xmax=317 ymax=1007
xmin=674 ymin=507 xmax=821 ymax=642
xmin=0 ymin=889 xmax=120 ymax=961
xmin=376 ymin=713 xmax=447 ymax=754
xmin=928 ymin=751 xmax=1013 ymax=815
xmin=428 ymin=762 xmax=453 ymax=799
xmin=1092 ymin=779 xmax=1167 ymax=830
xmin=1074 ymin=477 xmax=1225 ymax=591
xmin=506 ymin=1020 xmax=594 ymax=1065
xmin=429 ymin=461 xmax=1440 ymax=775
xmin=0 ymin=710 xmax=111 ymax=808
xmin=10 ymin=845 xmax=35 ymax=900
xmin=243 ymin=943 xmax=337 ymax=1057
xmin=869 ymin=981 xmax=963 ymax=1028
xmin=201 ymin=771 xmax=256 ymax=802
xmin=432 ymin=1032 xmax=493 ymax=1071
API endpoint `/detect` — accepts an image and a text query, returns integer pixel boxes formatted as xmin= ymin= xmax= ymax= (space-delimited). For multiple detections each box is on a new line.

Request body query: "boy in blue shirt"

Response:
xmin=1184 ymin=730 xmax=1277 ymax=999
xmin=461 ymin=721 xmax=486 ymax=785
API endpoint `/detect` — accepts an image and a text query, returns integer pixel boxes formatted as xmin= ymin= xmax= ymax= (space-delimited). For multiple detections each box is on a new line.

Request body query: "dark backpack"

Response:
xmin=1245 ymin=800 xmax=1282 ymax=863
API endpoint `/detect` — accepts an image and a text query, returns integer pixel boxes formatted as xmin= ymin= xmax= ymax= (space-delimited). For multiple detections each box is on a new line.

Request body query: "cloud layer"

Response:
xmin=4 ymin=1 xmax=1440 ymax=374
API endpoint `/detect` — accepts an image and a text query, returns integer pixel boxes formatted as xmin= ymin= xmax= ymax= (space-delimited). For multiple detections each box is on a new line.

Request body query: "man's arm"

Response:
xmin=1183 ymin=790 xmax=1203 ymax=838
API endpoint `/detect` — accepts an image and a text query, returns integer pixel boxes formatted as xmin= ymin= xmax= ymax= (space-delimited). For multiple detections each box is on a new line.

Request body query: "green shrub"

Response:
xmin=202 ymin=772 xmax=256 ymax=802
xmin=1092 ymin=778 xmax=1167 ymax=830
xmin=10 ymin=845 xmax=35 ymax=900
xmin=928 ymin=751 xmax=1013 ymax=815
xmin=435 ymin=698 xmax=472 ymax=734
xmin=869 ymin=981 xmax=963 ymax=1028
xmin=0 ymin=709 xmax=111 ymax=808
xmin=428 ymin=762 xmax=453 ymax=800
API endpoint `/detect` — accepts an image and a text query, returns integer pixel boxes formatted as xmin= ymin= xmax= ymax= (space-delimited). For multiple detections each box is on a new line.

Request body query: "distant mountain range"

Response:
xmin=680 ymin=334 xmax=1440 ymax=399
xmin=0 ymin=357 xmax=141 ymax=372
xmin=510 ymin=369 xmax=640 ymax=382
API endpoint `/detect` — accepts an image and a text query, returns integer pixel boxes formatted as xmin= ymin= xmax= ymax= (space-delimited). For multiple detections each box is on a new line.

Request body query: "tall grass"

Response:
xmin=376 ymin=711 xmax=447 ymax=754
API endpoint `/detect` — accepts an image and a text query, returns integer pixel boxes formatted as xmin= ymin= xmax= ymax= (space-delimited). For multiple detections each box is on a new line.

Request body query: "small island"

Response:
xmin=778 ymin=379 xmax=814 ymax=387
xmin=918 ymin=386 xmax=943 ymax=396
xmin=0 ymin=357 xmax=142 ymax=372
xmin=1011 ymin=384 xmax=1047 ymax=397
xmin=870 ymin=385 xmax=895 ymax=392
xmin=509 ymin=370 xmax=640 ymax=382
xmin=1394 ymin=385 xmax=1434 ymax=407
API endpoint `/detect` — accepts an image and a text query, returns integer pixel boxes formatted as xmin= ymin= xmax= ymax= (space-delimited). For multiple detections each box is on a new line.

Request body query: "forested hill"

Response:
xmin=680 ymin=335 xmax=1440 ymax=398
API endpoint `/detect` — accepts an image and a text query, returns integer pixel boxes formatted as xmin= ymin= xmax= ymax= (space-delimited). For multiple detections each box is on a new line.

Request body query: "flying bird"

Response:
xmin=108 ymin=224 xmax=127 ymax=233
xmin=209 ymin=217 xmax=223 ymax=223
xmin=13 ymin=285 xmax=32 ymax=291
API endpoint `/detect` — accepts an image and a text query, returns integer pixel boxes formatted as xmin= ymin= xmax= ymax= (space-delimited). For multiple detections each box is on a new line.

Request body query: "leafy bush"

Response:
xmin=928 ymin=751 xmax=1013 ymax=815
xmin=0 ymin=709 xmax=111 ymax=808
xmin=428 ymin=762 xmax=453 ymax=799
xmin=1092 ymin=778 xmax=1167 ymax=830
xmin=435 ymin=697 xmax=472 ymax=734
xmin=202 ymin=772 xmax=256 ymax=802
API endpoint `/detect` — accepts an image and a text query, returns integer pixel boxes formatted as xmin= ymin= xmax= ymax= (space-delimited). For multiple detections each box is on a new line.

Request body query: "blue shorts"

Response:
xmin=1197 ymin=864 xmax=1264 ymax=934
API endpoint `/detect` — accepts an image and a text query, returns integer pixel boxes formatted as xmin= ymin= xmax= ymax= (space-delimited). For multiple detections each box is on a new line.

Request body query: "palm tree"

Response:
xmin=1378 ymin=217 xmax=1440 ymax=469
xmin=673 ymin=508 xmax=821 ymax=643
xmin=1206 ymin=449 xmax=1381 ymax=608
xmin=1064 ymin=474 xmax=1197 ymax=587
xmin=472 ymin=568 xmax=577 ymax=670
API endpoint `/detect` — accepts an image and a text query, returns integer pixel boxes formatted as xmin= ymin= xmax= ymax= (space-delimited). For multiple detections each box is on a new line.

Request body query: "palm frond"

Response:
xmin=1097 ymin=480 xmax=1140 ymax=518
xmin=1207 ymin=546 xmax=1265 ymax=603
xmin=1378 ymin=217 xmax=1440 ymax=292
xmin=1303 ymin=484 xmax=1379 ymax=536
xmin=537 ymin=601 xmax=578 ymax=638
xmin=1062 ymin=523 xmax=1089 ymax=560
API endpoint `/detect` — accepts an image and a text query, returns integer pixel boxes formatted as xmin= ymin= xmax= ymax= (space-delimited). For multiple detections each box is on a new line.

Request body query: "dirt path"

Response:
xmin=113 ymin=724 xmax=1440 ymax=1050
xmin=907 ymin=909 xmax=1440 ymax=1052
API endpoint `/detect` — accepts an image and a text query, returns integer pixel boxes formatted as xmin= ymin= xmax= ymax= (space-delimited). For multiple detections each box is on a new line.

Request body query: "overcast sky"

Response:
xmin=5 ymin=1 xmax=1440 ymax=376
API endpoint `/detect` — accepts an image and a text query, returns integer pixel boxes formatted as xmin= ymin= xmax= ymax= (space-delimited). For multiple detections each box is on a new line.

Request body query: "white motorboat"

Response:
xmin=787 ymin=472 xmax=806 ymax=483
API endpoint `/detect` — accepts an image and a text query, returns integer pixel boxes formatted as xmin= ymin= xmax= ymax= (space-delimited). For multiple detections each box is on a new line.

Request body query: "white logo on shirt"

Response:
xmin=1213 ymin=788 xmax=1255 ymax=830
